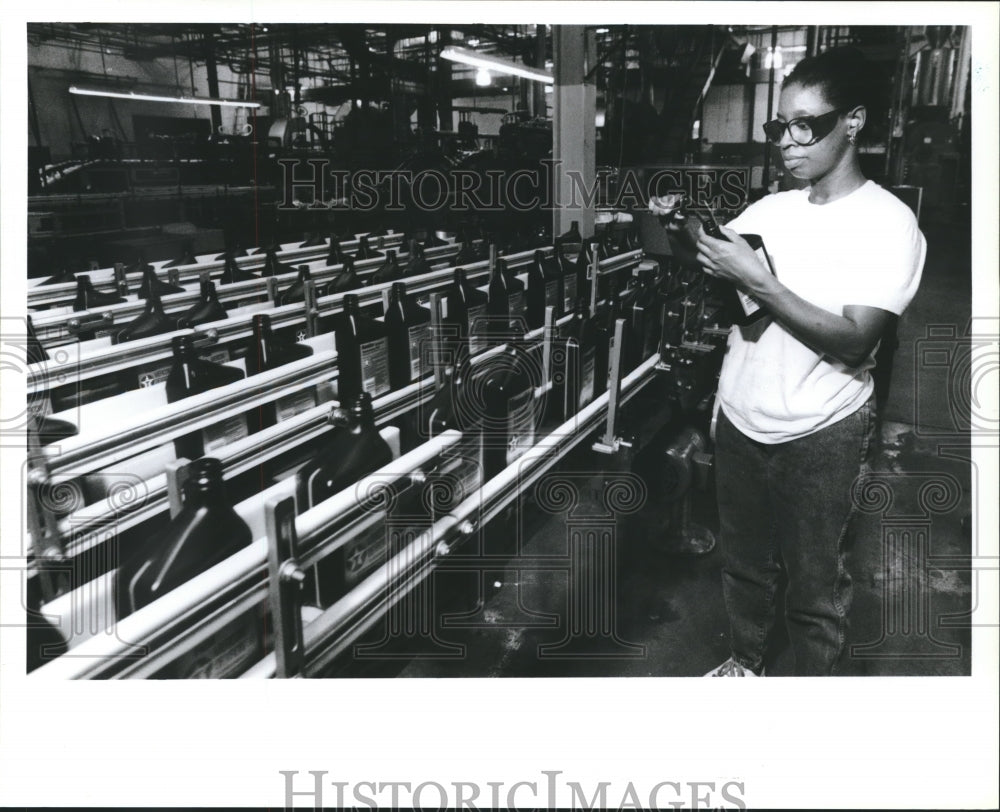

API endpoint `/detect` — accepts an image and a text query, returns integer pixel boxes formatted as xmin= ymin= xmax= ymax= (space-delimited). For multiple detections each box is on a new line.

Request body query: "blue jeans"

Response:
xmin=715 ymin=398 xmax=876 ymax=675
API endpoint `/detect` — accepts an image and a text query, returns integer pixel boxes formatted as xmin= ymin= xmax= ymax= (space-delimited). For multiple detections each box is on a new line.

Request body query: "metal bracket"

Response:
xmin=164 ymin=458 xmax=191 ymax=519
xmin=541 ymin=305 xmax=556 ymax=385
xmin=113 ymin=263 xmax=129 ymax=296
xmin=67 ymin=311 xmax=114 ymax=336
xmin=189 ymin=328 xmax=220 ymax=351
xmin=25 ymin=417 xmax=69 ymax=601
xmin=589 ymin=248 xmax=600 ymax=316
xmin=428 ymin=292 xmax=445 ymax=388
xmin=265 ymin=495 xmax=306 ymax=678
xmin=592 ymin=317 xmax=627 ymax=454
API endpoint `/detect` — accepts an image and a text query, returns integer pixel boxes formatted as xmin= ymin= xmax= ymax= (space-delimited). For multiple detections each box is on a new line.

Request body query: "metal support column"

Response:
xmin=553 ymin=26 xmax=597 ymax=240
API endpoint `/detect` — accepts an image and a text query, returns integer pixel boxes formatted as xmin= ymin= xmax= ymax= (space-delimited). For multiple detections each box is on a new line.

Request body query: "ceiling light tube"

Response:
xmin=439 ymin=46 xmax=554 ymax=84
xmin=69 ymin=86 xmax=261 ymax=108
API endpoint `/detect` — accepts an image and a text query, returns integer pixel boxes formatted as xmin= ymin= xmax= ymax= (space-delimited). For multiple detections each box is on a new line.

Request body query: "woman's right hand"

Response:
xmin=647 ymin=193 xmax=685 ymax=226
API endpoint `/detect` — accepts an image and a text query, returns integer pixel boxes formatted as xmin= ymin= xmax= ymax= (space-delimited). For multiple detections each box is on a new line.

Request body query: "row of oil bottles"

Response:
xmin=26 ymin=222 xmax=715 ymax=676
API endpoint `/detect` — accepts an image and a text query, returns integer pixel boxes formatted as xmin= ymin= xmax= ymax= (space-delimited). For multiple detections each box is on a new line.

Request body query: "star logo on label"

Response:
xmin=347 ymin=546 xmax=368 ymax=573
xmin=296 ymin=329 xmax=307 ymax=342
xmin=139 ymin=373 xmax=156 ymax=388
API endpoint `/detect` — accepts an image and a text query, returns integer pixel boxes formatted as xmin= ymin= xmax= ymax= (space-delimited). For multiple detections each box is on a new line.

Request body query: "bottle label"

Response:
xmin=275 ymin=388 xmax=318 ymax=421
xmin=508 ymin=291 xmax=526 ymax=326
xmin=359 ymin=337 xmax=390 ymax=396
xmin=203 ymin=414 xmax=249 ymax=452
xmin=407 ymin=323 xmax=432 ymax=381
xmin=158 ymin=608 xmax=263 ymax=678
xmin=431 ymin=439 xmax=483 ymax=516
xmin=206 ymin=348 xmax=231 ymax=365
xmin=467 ymin=304 xmax=487 ymax=355
xmin=545 ymin=280 xmax=561 ymax=309
xmin=136 ymin=363 xmax=173 ymax=388
xmin=341 ymin=521 xmax=389 ymax=591
xmin=563 ymin=276 xmax=578 ymax=312
xmin=580 ymin=347 xmax=596 ymax=408
xmin=506 ymin=387 xmax=535 ymax=466
xmin=736 ymin=246 xmax=772 ymax=317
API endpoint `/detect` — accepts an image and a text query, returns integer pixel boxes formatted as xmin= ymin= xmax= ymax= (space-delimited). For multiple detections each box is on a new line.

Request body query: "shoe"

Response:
xmin=704 ymin=657 xmax=762 ymax=677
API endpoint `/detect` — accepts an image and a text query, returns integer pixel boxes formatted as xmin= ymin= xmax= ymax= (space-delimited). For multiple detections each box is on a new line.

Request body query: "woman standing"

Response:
xmin=655 ymin=47 xmax=926 ymax=675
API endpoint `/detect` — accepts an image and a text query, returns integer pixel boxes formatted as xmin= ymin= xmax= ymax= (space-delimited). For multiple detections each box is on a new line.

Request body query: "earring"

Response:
xmin=847 ymin=131 xmax=857 ymax=145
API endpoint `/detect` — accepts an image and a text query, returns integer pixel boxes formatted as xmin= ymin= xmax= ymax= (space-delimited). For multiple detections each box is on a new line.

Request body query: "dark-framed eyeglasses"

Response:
xmin=762 ymin=108 xmax=848 ymax=146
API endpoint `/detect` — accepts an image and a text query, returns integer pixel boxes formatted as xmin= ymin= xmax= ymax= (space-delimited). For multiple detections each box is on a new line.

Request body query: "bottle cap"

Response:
xmin=184 ymin=457 xmax=226 ymax=497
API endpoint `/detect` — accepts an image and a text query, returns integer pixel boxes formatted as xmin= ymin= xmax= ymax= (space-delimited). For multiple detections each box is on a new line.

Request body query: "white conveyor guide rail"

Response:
xmin=26 ymin=249 xmax=642 ymax=396
xmin=26 ymin=310 xmax=577 ymax=567
xmin=31 ymin=431 xmax=464 ymax=679
xmin=246 ymin=352 xmax=660 ymax=679
xmin=28 ymin=236 xmax=463 ymax=339
xmin=27 ymin=230 xmax=416 ymax=310
xmin=33 ymin=350 xmax=659 ymax=679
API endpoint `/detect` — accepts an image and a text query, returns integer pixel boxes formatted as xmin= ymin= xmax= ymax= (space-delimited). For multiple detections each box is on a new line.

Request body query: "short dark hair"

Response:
xmin=783 ymin=47 xmax=886 ymax=142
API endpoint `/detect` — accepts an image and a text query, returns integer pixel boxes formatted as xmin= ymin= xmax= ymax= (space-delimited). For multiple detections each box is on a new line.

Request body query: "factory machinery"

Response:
xmin=23 ymin=205 xmax=737 ymax=679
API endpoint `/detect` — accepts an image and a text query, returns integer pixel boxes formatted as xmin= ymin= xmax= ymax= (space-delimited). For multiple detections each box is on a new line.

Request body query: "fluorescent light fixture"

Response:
xmin=440 ymin=45 xmax=554 ymax=84
xmin=69 ymin=86 xmax=260 ymax=108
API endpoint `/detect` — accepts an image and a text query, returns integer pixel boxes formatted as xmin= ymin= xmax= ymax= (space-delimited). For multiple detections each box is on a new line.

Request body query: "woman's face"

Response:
xmin=774 ymin=81 xmax=858 ymax=181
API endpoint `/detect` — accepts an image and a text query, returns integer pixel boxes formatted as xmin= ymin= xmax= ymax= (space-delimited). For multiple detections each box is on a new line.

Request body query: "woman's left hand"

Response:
xmin=695 ymin=227 xmax=773 ymax=294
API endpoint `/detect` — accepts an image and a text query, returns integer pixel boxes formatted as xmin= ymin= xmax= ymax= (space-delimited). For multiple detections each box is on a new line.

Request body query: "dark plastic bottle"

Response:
xmin=126 ymin=252 xmax=154 ymax=275
xmin=261 ymin=247 xmax=295 ymax=277
xmin=385 ymin=282 xmax=432 ymax=390
xmin=326 ymin=256 xmax=360 ymax=294
xmin=454 ymin=239 xmax=480 ymax=266
xmin=369 ymin=249 xmax=403 ymax=286
xmin=115 ymin=457 xmax=252 ymax=618
xmin=295 ymin=393 xmax=394 ymax=605
xmin=480 ymin=340 xmax=536 ymax=479
xmin=244 ymin=313 xmax=316 ymax=429
xmin=423 ymin=364 xmax=484 ymax=513
xmin=112 ymin=286 xmax=174 ymax=344
xmin=444 ymin=267 xmax=489 ymax=358
xmin=335 ymin=294 xmax=392 ymax=402
xmin=628 ymin=264 xmax=662 ymax=368
xmin=296 ymin=393 xmax=393 ymax=510
xmin=218 ymin=254 xmax=258 ymax=285
xmin=575 ymin=236 xmax=600 ymax=305
xmin=527 ymin=249 xmax=563 ymax=328
xmin=215 ymin=241 xmax=248 ymax=261
xmin=555 ymin=220 xmax=582 ymax=251
xmin=72 ymin=275 xmax=127 ymax=311
xmin=165 ymin=335 xmax=247 ymax=460
xmin=326 ymin=238 xmax=350 ymax=267
xmin=175 ymin=278 xmax=227 ymax=329
xmin=555 ymin=243 xmax=579 ymax=315
xmin=38 ymin=266 xmax=78 ymax=286
xmin=558 ymin=298 xmax=601 ymax=422
xmin=137 ymin=266 xmax=185 ymax=299
xmin=277 ymin=265 xmax=319 ymax=306
xmin=163 ymin=241 xmax=199 ymax=268
xmin=299 ymin=231 xmax=327 ymax=248
xmin=487 ymin=258 xmax=527 ymax=336
xmin=402 ymin=239 xmax=430 ymax=277
xmin=696 ymin=210 xmax=775 ymax=327
xmin=353 ymin=235 xmax=383 ymax=262
xmin=25 ymin=590 xmax=68 ymax=672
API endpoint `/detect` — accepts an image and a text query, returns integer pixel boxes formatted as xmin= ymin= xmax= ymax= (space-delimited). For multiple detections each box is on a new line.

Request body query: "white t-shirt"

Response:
xmin=717 ymin=180 xmax=925 ymax=444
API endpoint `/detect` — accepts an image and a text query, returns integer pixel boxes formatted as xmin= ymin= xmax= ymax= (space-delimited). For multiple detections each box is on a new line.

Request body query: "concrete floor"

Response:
xmin=332 ymin=214 xmax=975 ymax=678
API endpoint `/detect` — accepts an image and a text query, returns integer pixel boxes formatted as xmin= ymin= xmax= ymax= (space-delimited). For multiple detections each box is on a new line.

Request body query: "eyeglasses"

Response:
xmin=762 ymin=108 xmax=848 ymax=146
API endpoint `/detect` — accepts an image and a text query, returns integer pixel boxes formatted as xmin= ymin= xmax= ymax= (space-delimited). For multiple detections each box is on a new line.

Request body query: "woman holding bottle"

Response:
xmin=652 ymin=47 xmax=925 ymax=676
